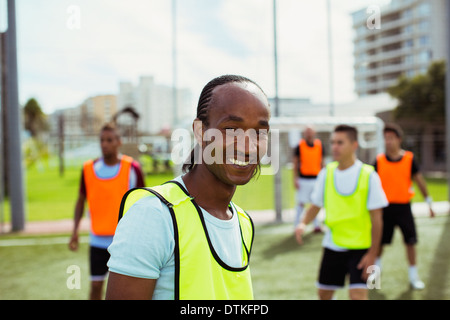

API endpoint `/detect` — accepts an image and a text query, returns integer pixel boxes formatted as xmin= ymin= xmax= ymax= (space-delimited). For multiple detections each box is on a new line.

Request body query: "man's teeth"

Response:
xmin=229 ymin=158 xmax=249 ymax=166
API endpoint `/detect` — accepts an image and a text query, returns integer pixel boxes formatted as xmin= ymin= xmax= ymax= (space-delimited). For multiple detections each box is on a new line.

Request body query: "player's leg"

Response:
xmin=318 ymin=288 xmax=335 ymax=300
xmin=349 ymin=249 xmax=371 ymax=300
xmin=398 ymin=204 xmax=423 ymax=289
xmin=90 ymin=280 xmax=104 ymax=300
xmin=349 ymin=288 xmax=368 ymax=300
xmin=89 ymin=246 xmax=111 ymax=299
xmin=376 ymin=205 xmax=395 ymax=269
xmin=316 ymin=248 xmax=346 ymax=300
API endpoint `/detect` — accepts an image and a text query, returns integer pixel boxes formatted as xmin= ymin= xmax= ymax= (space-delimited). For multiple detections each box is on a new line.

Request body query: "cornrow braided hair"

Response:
xmin=182 ymin=74 xmax=268 ymax=173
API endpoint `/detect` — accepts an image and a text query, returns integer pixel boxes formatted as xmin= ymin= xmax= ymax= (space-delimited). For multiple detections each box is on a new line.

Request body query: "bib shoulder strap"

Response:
xmin=118 ymin=180 xmax=193 ymax=221
xmin=361 ymin=163 xmax=375 ymax=175
xmin=231 ymin=202 xmax=255 ymax=255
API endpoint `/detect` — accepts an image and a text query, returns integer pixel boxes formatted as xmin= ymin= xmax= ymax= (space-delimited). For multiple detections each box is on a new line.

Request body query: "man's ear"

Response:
xmin=193 ymin=119 xmax=204 ymax=146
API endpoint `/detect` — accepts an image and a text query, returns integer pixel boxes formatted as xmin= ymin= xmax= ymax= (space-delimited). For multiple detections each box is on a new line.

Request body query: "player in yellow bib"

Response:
xmin=295 ymin=125 xmax=388 ymax=300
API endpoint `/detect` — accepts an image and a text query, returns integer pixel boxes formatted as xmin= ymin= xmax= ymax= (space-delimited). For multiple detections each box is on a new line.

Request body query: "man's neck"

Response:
xmin=182 ymin=166 xmax=235 ymax=220
xmin=386 ymin=148 xmax=404 ymax=160
xmin=338 ymin=155 xmax=356 ymax=170
xmin=103 ymin=154 xmax=121 ymax=166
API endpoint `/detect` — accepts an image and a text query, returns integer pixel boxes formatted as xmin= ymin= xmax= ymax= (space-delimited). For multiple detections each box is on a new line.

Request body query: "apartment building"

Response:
xmin=78 ymin=94 xmax=118 ymax=135
xmin=352 ymin=0 xmax=448 ymax=96
xmin=118 ymin=76 xmax=194 ymax=135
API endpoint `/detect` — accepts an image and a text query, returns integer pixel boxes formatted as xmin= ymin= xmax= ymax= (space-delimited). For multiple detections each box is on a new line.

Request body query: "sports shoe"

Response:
xmin=410 ymin=279 xmax=425 ymax=290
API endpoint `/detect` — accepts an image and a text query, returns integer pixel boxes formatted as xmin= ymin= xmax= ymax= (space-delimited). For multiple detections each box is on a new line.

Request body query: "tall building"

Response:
xmin=352 ymin=0 xmax=448 ymax=96
xmin=118 ymin=76 xmax=194 ymax=135
xmin=79 ymin=94 xmax=118 ymax=135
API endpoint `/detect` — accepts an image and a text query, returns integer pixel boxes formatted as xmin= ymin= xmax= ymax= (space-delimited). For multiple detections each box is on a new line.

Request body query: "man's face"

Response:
xmin=303 ymin=127 xmax=315 ymax=144
xmin=100 ymin=129 xmax=121 ymax=159
xmin=384 ymin=131 xmax=401 ymax=153
xmin=331 ymin=131 xmax=357 ymax=163
xmin=198 ymin=82 xmax=270 ymax=186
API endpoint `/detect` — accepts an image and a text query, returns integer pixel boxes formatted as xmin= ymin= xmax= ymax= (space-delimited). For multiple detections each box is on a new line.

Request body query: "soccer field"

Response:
xmin=1 ymin=215 xmax=449 ymax=300
xmin=1 ymin=163 xmax=447 ymax=222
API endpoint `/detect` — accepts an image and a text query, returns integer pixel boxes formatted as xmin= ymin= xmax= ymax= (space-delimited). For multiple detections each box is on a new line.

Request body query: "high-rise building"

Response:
xmin=79 ymin=94 xmax=118 ymax=135
xmin=352 ymin=0 xmax=448 ymax=96
xmin=118 ymin=76 xmax=193 ymax=135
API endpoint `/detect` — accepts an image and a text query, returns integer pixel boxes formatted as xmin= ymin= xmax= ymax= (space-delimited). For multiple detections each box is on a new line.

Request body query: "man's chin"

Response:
xmin=225 ymin=166 xmax=258 ymax=186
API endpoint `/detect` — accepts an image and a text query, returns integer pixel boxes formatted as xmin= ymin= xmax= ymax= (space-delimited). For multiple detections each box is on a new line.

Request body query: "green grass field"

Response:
xmin=1 ymin=162 xmax=447 ymax=222
xmin=1 ymin=160 xmax=449 ymax=300
xmin=1 ymin=214 xmax=449 ymax=300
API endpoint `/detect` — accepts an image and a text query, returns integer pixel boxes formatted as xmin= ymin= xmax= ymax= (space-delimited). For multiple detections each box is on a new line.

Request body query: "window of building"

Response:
xmin=417 ymin=50 xmax=432 ymax=63
xmin=419 ymin=36 xmax=430 ymax=46
xmin=418 ymin=20 xmax=430 ymax=32
xmin=403 ymin=9 xmax=413 ymax=19
xmin=406 ymin=69 xmax=415 ymax=78
xmin=417 ymin=3 xmax=431 ymax=17
xmin=404 ymin=39 xmax=414 ymax=48
xmin=404 ymin=54 xmax=414 ymax=65
xmin=403 ymin=25 xmax=413 ymax=34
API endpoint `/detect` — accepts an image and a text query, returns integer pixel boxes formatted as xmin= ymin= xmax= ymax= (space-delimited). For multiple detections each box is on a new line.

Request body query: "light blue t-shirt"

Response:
xmin=88 ymin=158 xmax=138 ymax=249
xmin=107 ymin=176 xmax=245 ymax=300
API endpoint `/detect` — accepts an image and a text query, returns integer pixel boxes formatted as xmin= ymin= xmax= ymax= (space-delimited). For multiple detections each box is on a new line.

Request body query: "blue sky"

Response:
xmin=11 ymin=0 xmax=390 ymax=114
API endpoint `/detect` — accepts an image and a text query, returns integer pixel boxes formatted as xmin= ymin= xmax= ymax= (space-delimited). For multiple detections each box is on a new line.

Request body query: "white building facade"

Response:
xmin=118 ymin=76 xmax=194 ymax=135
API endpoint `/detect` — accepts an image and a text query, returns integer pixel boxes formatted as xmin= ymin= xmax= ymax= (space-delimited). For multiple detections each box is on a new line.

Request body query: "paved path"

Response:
xmin=1 ymin=202 xmax=448 ymax=235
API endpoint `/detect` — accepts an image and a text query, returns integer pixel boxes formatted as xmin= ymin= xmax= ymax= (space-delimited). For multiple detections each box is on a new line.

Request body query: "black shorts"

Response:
xmin=89 ymin=246 xmax=110 ymax=281
xmin=317 ymin=248 xmax=368 ymax=290
xmin=381 ymin=204 xmax=417 ymax=245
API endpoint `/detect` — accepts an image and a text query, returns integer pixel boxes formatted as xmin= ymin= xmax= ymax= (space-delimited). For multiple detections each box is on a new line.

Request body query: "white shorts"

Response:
xmin=295 ymin=177 xmax=317 ymax=204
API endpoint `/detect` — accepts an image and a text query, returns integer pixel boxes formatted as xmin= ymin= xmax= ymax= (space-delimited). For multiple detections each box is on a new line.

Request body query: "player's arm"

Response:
xmin=69 ymin=170 xmax=86 ymax=251
xmin=293 ymin=147 xmax=300 ymax=189
xmin=413 ymin=172 xmax=435 ymax=218
xmin=295 ymin=205 xmax=321 ymax=245
xmin=106 ymin=272 xmax=156 ymax=300
xmin=357 ymin=208 xmax=383 ymax=281
xmin=132 ymin=160 xmax=146 ymax=188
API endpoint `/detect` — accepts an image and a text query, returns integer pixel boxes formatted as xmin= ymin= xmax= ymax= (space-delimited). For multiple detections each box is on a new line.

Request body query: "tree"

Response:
xmin=23 ymin=98 xmax=49 ymax=137
xmin=387 ymin=60 xmax=446 ymax=123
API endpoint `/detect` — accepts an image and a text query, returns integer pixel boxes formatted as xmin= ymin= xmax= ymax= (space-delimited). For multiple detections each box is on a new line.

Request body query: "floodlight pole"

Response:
xmin=172 ymin=0 xmax=178 ymax=128
xmin=5 ymin=0 xmax=25 ymax=231
xmin=327 ymin=0 xmax=335 ymax=117
xmin=446 ymin=1 xmax=450 ymax=204
xmin=273 ymin=0 xmax=282 ymax=223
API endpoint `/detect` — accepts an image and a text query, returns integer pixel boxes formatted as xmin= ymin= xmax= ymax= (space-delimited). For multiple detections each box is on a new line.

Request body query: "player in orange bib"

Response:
xmin=374 ymin=123 xmax=435 ymax=290
xmin=292 ymin=126 xmax=325 ymax=232
xmin=69 ymin=123 xmax=145 ymax=299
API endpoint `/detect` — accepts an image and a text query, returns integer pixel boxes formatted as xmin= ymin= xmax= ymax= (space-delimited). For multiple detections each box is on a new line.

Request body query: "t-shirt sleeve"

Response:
xmin=367 ymin=171 xmax=389 ymax=211
xmin=132 ymin=160 xmax=146 ymax=187
xmin=310 ymin=168 xmax=326 ymax=208
xmin=107 ymin=195 xmax=175 ymax=279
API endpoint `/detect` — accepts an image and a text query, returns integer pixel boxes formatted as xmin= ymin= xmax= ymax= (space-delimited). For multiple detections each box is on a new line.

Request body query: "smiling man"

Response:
xmin=105 ymin=75 xmax=270 ymax=300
